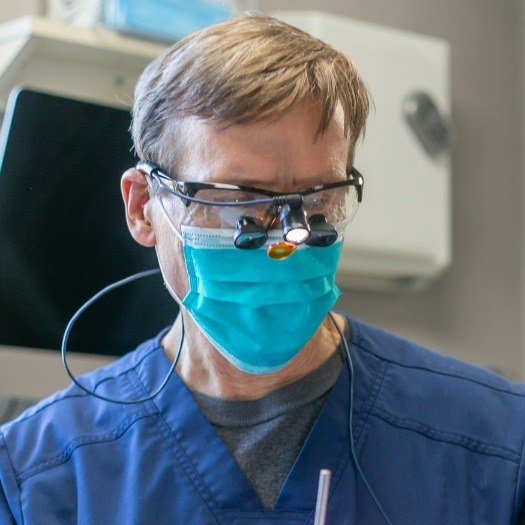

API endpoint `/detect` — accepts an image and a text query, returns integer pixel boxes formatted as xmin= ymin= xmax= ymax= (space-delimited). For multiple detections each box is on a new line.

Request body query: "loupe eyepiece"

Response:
xmin=280 ymin=200 xmax=310 ymax=244
xmin=234 ymin=216 xmax=268 ymax=249
xmin=306 ymin=214 xmax=338 ymax=247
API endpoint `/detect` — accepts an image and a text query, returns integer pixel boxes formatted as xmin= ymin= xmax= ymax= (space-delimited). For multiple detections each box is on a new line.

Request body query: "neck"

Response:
xmin=161 ymin=312 xmax=347 ymax=400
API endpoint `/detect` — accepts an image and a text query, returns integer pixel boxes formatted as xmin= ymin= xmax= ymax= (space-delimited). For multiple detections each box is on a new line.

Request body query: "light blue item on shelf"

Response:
xmin=104 ymin=0 xmax=230 ymax=43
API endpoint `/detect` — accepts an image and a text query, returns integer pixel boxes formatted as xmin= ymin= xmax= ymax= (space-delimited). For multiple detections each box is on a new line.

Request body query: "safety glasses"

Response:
xmin=136 ymin=160 xmax=364 ymax=250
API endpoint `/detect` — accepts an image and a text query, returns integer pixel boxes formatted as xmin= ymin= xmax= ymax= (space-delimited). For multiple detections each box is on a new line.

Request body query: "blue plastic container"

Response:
xmin=104 ymin=0 xmax=230 ymax=43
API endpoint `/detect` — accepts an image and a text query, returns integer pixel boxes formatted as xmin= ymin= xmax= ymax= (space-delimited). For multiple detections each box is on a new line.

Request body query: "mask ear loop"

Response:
xmin=328 ymin=312 xmax=393 ymax=525
xmin=148 ymin=178 xmax=191 ymax=334
xmin=61 ymin=269 xmax=184 ymax=405
xmin=157 ymin=188 xmax=185 ymax=243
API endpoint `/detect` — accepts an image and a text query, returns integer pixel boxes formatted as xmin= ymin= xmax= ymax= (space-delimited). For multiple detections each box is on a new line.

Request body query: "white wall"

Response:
xmin=0 ymin=0 xmax=43 ymax=20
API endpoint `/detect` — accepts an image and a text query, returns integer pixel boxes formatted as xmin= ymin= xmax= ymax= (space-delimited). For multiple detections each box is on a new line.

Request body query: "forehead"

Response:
xmin=172 ymin=100 xmax=350 ymax=188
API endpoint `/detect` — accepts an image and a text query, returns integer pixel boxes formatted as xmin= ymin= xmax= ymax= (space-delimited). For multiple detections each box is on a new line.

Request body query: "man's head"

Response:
xmin=122 ymin=13 xmax=371 ymax=316
xmin=130 ymin=13 xmax=371 ymax=173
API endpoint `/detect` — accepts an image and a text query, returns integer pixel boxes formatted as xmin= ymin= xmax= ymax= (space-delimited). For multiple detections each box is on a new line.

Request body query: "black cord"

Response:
xmin=61 ymin=269 xmax=182 ymax=405
xmin=329 ymin=312 xmax=393 ymax=525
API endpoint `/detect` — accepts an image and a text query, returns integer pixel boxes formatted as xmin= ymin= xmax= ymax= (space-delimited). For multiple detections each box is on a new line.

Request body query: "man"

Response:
xmin=1 ymin=13 xmax=525 ymax=525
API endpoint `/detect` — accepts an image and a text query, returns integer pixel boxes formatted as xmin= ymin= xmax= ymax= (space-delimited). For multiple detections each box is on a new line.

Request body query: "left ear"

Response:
xmin=120 ymin=169 xmax=156 ymax=247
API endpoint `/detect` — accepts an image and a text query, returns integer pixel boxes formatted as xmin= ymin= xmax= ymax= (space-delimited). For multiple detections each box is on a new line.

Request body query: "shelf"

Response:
xmin=0 ymin=16 xmax=167 ymax=111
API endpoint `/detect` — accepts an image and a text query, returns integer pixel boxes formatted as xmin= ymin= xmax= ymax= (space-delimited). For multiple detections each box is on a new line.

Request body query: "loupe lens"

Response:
xmin=234 ymin=216 xmax=268 ymax=249
xmin=234 ymin=230 xmax=267 ymax=249
xmin=306 ymin=214 xmax=338 ymax=247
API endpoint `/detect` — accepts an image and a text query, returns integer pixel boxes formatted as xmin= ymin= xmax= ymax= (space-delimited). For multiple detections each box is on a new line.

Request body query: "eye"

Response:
xmin=310 ymin=195 xmax=326 ymax=207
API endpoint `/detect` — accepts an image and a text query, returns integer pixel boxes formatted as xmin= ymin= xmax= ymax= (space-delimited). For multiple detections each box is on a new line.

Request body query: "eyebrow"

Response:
xmin=206 ymin=168 xmax=346 ymax=188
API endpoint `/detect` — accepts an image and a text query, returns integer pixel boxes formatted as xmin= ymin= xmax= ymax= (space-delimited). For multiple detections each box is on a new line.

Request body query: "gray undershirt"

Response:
xmin=188 ymin=346 xmax=345 ymax=510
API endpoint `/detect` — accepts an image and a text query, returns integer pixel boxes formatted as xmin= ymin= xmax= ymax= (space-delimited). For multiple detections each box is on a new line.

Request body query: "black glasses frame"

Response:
xmin=136 ymin=160 xmax=364 ymax=207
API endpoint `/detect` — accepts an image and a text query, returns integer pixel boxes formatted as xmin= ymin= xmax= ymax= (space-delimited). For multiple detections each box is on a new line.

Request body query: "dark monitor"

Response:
xmin=0 ymin=88 xmax=177 ymax=358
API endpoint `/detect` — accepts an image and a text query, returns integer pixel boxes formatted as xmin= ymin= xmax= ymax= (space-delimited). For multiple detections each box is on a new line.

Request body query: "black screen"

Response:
xmin=0 ymin=88 xmax=177 ymax=356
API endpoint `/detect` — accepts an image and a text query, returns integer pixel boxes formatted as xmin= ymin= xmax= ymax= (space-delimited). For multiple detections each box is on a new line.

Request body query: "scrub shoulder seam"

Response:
xmin=352 ymin=336 xmax=525 ymax=399
xmin=2 ymin=344 xmax=162 ymax=431
xmin=15 ymin=409 xmax=154 ymax=485
xmin=370 ymin=406 xmax=521 ymax=463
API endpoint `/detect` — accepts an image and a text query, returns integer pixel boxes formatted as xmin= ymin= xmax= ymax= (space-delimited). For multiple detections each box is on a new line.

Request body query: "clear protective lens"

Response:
xmin=188 ymin=189 xmax=273 ymax=229
xmin=157 ymin=182 xmax=360 ymax=244
xmin=302 ymin=185 xmax=360 ymax=225
xmin=158 ymin=187 xmax=272 ymax=229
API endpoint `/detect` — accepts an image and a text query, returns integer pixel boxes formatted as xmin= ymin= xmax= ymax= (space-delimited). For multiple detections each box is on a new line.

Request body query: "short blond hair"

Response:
xmin=131 ymin=13 xmax=371 ymax=171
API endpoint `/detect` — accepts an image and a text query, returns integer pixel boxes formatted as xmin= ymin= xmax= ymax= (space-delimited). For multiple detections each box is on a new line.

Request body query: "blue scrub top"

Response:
xmin=1 ymin=314 xmax=525 ymax=524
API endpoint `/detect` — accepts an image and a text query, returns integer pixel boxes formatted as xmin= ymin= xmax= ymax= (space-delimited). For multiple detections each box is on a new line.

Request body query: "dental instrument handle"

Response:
xmin=314 ymin=469 xmax=332 ymax=525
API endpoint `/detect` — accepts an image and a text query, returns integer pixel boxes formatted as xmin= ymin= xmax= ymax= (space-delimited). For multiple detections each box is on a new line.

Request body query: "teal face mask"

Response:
xmin=180 ymin=226 xmax=343 ymax=375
